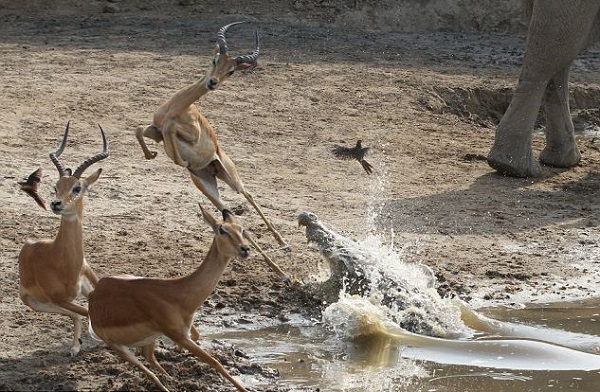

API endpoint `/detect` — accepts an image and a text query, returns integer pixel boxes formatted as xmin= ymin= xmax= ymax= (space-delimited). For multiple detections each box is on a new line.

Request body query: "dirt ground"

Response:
xmin=2 ymin=1 xmax=600 ymax=391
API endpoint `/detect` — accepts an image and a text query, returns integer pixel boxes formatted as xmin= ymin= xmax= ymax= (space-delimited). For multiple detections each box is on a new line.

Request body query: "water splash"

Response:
xmin=302 ymin=144 xmax=600 ymax=378
xmin=365 ymin=141 xmax=389 ymax=231
xmin=320 ymin=144 xmax=468 ymax=339
xmin=321 ymin=231 xmax=468 ymax=340
xmin=310 ymin=213 xmax=600 ymax=374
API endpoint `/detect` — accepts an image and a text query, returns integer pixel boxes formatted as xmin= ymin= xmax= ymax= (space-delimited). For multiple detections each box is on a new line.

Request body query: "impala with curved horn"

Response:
xmin=135 ymin=22 xmax=291 ymax=283
xmin=89 ymin=205 xmax=251 ymax=392
xmin=18 ymin=121 xmax=109 ymax=356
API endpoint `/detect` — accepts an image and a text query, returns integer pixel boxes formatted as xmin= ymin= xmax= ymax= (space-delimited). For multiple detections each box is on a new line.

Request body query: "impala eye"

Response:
xmin=73 ymin=185 xmax=82 ymax=194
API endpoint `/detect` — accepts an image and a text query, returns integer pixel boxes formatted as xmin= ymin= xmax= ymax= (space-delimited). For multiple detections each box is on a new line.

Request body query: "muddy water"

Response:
xmin=208 ymin=212 xmax=600 ymax=391
xmin=207 ymin=298 xmax=600 ymax=391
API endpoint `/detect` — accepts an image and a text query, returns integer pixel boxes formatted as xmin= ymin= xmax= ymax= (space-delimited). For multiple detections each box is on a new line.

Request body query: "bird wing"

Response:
xmin=18 ymin=167 xmax=47 ymax=210
xmin=331 ymin=144 xmax=356 ymax=160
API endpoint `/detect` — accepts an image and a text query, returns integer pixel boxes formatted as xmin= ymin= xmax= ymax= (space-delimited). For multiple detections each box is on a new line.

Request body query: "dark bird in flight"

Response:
xmin=331 ymin=139 xmax=374 ymax=174
xmin=18 ymin=167 xmax=47 ymax=210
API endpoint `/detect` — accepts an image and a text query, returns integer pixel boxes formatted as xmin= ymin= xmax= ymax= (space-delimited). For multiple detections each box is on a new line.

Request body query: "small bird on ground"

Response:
xmin=18 ymin=167 xmax=47 ymax=210
xmin=331 ymin=139 xmax=374 ymax=174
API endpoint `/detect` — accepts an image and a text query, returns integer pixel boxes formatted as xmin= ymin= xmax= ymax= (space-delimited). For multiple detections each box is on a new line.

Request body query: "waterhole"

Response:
xmin=212 ymin=217 xmax=600 ymax=391
xmin=206 ymin=298 xmax=600 ymax=391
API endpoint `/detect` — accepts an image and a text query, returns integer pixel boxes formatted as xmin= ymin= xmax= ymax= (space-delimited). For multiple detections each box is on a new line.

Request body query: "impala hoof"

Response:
xmin=288 ymin=277 xmax=304 ymax=289
xmin=69 ymin=346 xmax=81 ymax=357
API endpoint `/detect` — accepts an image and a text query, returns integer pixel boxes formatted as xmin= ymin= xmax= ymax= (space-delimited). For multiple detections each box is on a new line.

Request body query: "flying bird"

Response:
xmin=331 ymin=139 xmax=374 ymax=174
xmin=18 ymin=167 xmax=47 ymax=210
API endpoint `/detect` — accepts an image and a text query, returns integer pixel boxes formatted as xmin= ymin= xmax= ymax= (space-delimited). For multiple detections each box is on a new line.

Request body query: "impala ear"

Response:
xmin=198 ymin=203 xmax=219 ymax=233
xmin=83 ymin=168 xmax=102 ymax=187
xmin=235 ymin=62 xmax=255 ymax=72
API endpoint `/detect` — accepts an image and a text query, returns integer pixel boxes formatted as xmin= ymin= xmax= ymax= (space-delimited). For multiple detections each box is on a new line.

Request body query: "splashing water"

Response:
xmin=365 ymin=142 xmax=389 ymax=232
xmin=321 ymin=234 xmax=468 ymax=340
xmin=316 ymin=227 xmax=600 ymax=377
xmin=312 ymin=148 xmax=600 ymax=377
xmin=322 ymin=183 xmax=468 ymax=338
xmin=322 ymin=147 xmax=468 ymax=340
xmin=323 ymin=294 xmax=390 ymax=340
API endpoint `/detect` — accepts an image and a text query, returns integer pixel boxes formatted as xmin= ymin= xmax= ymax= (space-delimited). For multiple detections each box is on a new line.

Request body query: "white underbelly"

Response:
xmin=173 ymin=139 xmax=216 ymax=169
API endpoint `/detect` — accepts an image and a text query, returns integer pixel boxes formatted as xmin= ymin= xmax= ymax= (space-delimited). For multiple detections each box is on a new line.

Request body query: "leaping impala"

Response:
xmin=135 ymin=22 xmax=291 ymax=283
xmin=89 ymin=204 xmax=252 ymax=392
xmin=18 ymin=121 xmax=109 ymax=356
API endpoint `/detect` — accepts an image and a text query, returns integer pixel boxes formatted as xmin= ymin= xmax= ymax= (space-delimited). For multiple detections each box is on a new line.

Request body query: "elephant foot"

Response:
xmin=539 ymin=145 xmax=581 ymax=168
xmin=487 ymin=145 xmax=543 ymax=178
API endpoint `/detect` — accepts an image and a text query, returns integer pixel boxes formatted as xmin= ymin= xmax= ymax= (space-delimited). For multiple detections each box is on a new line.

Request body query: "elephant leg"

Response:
xmin=487 ymin=81 xmax=547 ymax=178
xmin=488 ymin=0 xmax=600 ymax=177
xmin=539 ymin=66 xmax=581 ymax=168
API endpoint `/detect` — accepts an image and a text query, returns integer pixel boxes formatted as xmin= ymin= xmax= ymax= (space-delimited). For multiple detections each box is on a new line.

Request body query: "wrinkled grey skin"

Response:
xmin=298 ymin=211 xmax=371 ymax=306
xmin=488 ymin=0 xmax=600 ymax=177
xmin=298 ymin=211 xmax=464 ymax=337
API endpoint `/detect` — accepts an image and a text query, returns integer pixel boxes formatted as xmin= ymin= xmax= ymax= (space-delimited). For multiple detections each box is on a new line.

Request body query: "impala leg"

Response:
xmin=162 ymin=123 xmax=188 ymax=167
xmin=81 ymin=261 xmax=99 ymax=298
xmin=190 ymin=324 xmax=200 ymax=341
xmin=243 ymin=230 xmax=290 ymax=283
xmin=141 ymin=341 xmax=170 ymax=376
xmin=170 ymin=335 xmax=248 ymax=392
xmin=241 ymin=189 xmax=288 ymax=247
xmin=212 ymin=154 xmax=288 ymax=248
xmin=69 ymin=314 xmax=83 ymax=356
xmin=22 ymin=296 xmax=87 ymax=356
xmin=55 ymin=301 xmax=90 ymax=356
xmin=108 ymin=342 xmax=169 ymax=392
xmin=190 ymin=167 xmax=290 ymax=282
xmin=175 ymin=325 xmax=201 ymax=352
xmin=82 ymin=260 xmax=99 ymax=286
xmin=189 ymin=168 xmax=227 ymax=211
xmin=135 ymin=125 xmax=160 ymax=160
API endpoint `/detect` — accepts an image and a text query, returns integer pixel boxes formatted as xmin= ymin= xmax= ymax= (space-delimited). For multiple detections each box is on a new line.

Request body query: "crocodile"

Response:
xmin=297 ymin=211 xmax=600 ymax=357
xmin=297 ymin=211 xmax=466 ymax=338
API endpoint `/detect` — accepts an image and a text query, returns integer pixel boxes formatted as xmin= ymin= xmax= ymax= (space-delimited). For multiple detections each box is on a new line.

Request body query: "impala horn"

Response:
xmin=49 ymin=121 xmax=71 ymax=178
xmin=72 ymin=124 xmax=110 ymax=179
xmin=216 ymin=21 xmax=260 ymax=65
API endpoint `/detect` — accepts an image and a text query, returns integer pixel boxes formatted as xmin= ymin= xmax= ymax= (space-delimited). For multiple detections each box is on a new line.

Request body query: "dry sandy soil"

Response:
xmin=2 ymin=1 xmax=600 ymax=391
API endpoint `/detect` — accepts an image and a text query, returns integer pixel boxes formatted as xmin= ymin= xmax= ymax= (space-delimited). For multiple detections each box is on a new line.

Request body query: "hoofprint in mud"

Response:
xmin=298 ymin=211 xmax=600 ymax=363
